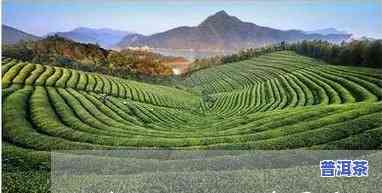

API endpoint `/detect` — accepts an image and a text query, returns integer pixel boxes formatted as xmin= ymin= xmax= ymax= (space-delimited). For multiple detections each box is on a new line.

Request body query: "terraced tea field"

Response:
xmin=2 ymin=51 xmax=382 ymax=192
xmin=2 ymin=51 xmax=382 ymax=153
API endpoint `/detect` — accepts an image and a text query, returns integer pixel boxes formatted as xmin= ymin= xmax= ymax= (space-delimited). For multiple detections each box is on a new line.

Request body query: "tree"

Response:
xmin=287 ymin=39 xmax=382 ymax=69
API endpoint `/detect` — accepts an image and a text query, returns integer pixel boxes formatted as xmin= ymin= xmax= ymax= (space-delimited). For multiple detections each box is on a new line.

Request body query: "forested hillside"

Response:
xmin=289 ymin=40 xmax=382 ymax=68
xmin=2 ymin=35 xmax=185 ymax=77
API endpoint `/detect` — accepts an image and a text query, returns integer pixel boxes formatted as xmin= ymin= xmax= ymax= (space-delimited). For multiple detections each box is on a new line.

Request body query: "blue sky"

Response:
xmin=2 ymin=0 xmax=382 ymax=38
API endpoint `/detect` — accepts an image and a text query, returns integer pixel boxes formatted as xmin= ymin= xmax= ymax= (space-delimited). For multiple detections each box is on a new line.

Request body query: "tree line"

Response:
xmin=222 ymin=39 xmax=382 ymax=69
xmin=288 ymin=39 xmax=381 ymax=69
xmin=190 ymin=39 xmax=381 ymax=72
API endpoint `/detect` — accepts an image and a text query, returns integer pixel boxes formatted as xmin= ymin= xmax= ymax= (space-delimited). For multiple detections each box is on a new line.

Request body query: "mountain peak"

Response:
xmin=72 ymin=27 xmax=95 ymax=33
xmin=199 ymin=10 xmax=241 ymax=27
xmin=209 ymin=10 xmax=234 ymax=20
xmin=50 ymin=27 xmax=136 ymax=49
xmin=215 ymin=10 xmax=229 ymax=16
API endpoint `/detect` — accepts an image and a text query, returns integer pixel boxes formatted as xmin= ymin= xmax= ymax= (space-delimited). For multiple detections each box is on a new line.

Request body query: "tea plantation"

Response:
xmin=2 ymin=51 xmax=382 ymax=192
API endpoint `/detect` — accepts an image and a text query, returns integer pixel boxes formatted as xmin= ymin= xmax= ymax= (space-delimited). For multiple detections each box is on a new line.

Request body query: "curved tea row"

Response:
xmin=2 ymin=51 xmax=382 ymax=159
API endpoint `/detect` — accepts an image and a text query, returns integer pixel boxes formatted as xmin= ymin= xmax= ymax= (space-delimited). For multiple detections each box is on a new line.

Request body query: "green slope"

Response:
xmin=3 ymin=51 xmax=382 ymax=150
xmin=2 ymin=51 xmax=382 ymax=192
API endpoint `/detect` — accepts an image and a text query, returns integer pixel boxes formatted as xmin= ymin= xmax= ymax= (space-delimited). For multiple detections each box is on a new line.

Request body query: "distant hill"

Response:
xmin=2 ymin=25 xmax=40 ymax=45
xmin=119 ymin=11 xmax=352 ymax=51
xmin=304 ymin=28 xmax=349 ymax=35
xmin=3 ymin=35 xmax=185 ymax=76
xmin=5 ymin=35 xmax=110 ymax=66
xmin=50 ymin=27 xmax=141 ymax=49
xmin=116 ymin=33 xmax=146 ymax=49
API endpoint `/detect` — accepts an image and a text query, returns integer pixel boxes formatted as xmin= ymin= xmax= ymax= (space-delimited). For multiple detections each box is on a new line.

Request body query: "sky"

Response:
xmin=2 ymin=0 xmax=382 ymax=38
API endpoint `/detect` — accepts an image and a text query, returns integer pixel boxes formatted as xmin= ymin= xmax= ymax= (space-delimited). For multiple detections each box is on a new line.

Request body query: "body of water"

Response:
xmin=152 ymin=48 xmax=235 ymax=60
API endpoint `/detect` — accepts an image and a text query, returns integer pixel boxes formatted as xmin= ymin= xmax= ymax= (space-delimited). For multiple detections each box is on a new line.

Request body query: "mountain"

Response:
xmin=304 ymin=28 xmax=348 ymax=35
xmin=2 ymin=25 xmax=40 ymax=45
xmin=116 ymin=33 xmax=145 ymax=49
xmin=50 ymin=27 xmax=141 ymax=49
xmin=118 ymin=11 xmax=352 ymax=51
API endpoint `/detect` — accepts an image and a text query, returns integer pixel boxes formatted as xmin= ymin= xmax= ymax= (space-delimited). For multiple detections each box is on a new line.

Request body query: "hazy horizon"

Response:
xmin=2 ymin=0 xmax=382 ymax=38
